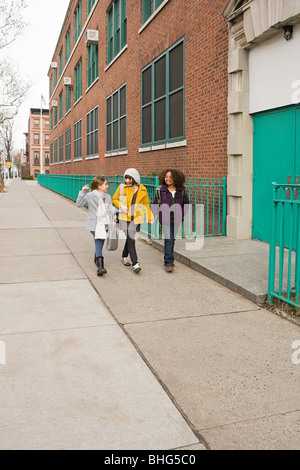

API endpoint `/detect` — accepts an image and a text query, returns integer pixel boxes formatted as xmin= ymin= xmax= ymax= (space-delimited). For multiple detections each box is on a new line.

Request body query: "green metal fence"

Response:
xmin=37 ymin=174 xmax=226 ymax=238
xmin=268 ymin=182 xmax=300 ymax=308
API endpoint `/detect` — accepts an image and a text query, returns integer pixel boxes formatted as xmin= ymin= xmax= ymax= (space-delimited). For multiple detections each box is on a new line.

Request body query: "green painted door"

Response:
xmin=253 ymin=105 xmax=300 ymax=243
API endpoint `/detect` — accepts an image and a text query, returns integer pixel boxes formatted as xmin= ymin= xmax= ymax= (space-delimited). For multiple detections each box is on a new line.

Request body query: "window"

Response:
xmin=65 ymin=128 xmax=71 ymax=162
xmin=86 ymin=107 xmax=98 ymax=157
xmin=65 ymin=27 xmax=71 ymax=63
xmin=59 ymin=91 xmax=63 ymax=121
xmin=50 ymin=76 xmax=53 ymax=96
xmin=44 ymin=134 xmax=49 ymax=145
xmin=50 ymin=109 xmax=53 ymax=130
xmin=54 ymin=68 xmax=57 ymax=87
xmin=33 ymin=151 xmax=40 ymax=165
xmin=45 ymin=152 xmax=50 ymax=166
xmin=74 ymin=1 xmax=82 ymax=43
xmin=87 ymin=0 xmax=96 ymax=15
xmin=106 ymin=83 xmax=127 ymax=152
xmin=74 ymin=59 xmax=82 ymax=102
xmin=107 ymin=0 xmax=127 ymax=64
xmin=87 ymin=44 xmax=98 ymax=87
xmin=74 ymin=119 xmax=82 ymax=160
xmin=54 ymin=106 xmax=57 ymax=127
xmin=34 ymin=134 xmax=40 ymax=145
xmin=33 ymin=119 xmax=39 ymax=128
xmin=59 ymin=134 xmax=64 ymax=163
xmin=142 ymin=0 xmax=164 ymax=23
xmin=66 ymin=86 xmax=71 ymax=113
xmin=50 ymin=142 xmax=53 ymax=164
xmin=54 ymin=139 xmax=58 ymax=163
xmin=141 ymin=39 xmax=184 ymax=146
xmin=59 ymin=48 xmax=63 ymax=76
xmin=45 ymin=120 xmax=50 ymax=129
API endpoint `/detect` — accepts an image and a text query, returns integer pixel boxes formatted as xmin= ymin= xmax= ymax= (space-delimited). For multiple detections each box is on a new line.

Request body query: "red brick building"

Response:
xmin=48 ymin=0 xmax=228 ymax=179
xmin=27 ymin=108 xmax=50 ymax=178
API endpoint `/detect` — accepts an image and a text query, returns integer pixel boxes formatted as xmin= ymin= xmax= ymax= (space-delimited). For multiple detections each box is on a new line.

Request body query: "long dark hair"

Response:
xmin=158 ymin=169 xmax=186 ymax=187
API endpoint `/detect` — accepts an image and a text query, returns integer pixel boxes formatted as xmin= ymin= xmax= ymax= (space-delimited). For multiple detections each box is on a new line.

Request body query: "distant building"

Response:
xmin=27 ymin=108 xmax=50 ymax=178
xmin=48 ymin=0 xmax=228 ymax=179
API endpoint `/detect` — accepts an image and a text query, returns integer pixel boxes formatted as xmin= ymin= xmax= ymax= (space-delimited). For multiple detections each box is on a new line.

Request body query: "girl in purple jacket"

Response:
xmin=152 ymin=169 xmax=189 ymax=272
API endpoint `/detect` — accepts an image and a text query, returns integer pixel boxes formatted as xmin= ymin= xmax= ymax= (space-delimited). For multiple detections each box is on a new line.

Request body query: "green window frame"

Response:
xmin=142 ymin=0 xmax=164 ymax=23
xmin=87 ymin=0 xmax=96 ymax=15
xmin=107 ymin=0 xmax=127 ymax=64
xmin=65 ymin=128 xmax=71 ymax=162
xmin=106 ymin=83 xmax=127 ymax=152
xmin=65 ymin=26 xmax=71 ymax=63
xmin=54 ymin=106 xmax=57 ymax=127
xmin=59 ymin=91 xmax=63 ymax=121
xmin=74 ymin=59 xmax=82 ymax=102
xmin=59 ymin=48 xmax=63 ymax=76
xmin=54 ymin=138 xmax=58 ymax=163
xmin=141 ymin=38 xmax=185 ymax=146
xmin=54 ymin=68 xmax=57 ymax=87
xmin=74 ymin=119 xmax=82 ymax=160
xmin=74 ymin=0 xmax=82 ymax=43
xmin=50 ymin=142 xmax=53 ymax=164
xmin=59 ymin=134 xmax=64 ymax=163
xmin=50 ymin=76 xmax=53 ymax=96
xmin=86 ymin=106 xmax=99 ymax=157
xmin=50 ymin=109 xmax=53 ymax=130
xmin=66 ymin=86 xmax=71 ymax=113
xmin=87 ymin=44 xmax=98 ymax=87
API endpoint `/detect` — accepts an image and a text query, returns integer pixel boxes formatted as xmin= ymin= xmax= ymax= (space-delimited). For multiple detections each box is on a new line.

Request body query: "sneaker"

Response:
xmin=122 ymin=257 xmax=131 ymax=266
xmin=166 ymin=265 xmax=174 ymax=272
xmin=133 ymin=263 xmax=141 ymax=273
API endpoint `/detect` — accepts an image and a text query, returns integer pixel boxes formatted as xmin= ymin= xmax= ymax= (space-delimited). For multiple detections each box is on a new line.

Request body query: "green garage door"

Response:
xmin=252 ymin=105 xmax=300 ymax=244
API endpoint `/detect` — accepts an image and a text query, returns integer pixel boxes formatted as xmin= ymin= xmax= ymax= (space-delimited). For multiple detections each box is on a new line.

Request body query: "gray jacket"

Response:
xmin=76 ymin=191 xmax=113 ymax=232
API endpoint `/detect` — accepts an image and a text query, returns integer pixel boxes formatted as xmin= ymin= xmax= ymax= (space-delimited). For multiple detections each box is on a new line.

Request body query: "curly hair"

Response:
xmin=158 ymin=169 xmax=186 ymax=187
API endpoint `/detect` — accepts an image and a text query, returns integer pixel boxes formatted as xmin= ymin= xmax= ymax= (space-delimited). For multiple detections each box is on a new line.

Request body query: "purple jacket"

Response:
xmin=151 ymin=184 xmax=190 ymax=225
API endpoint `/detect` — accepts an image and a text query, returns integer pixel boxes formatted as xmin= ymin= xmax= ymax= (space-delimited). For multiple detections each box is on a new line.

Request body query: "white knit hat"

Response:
xmin=124 ymin=168 xmax=140 ymax=185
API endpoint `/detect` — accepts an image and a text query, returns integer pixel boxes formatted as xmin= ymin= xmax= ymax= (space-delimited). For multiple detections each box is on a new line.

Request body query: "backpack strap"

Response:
xmin=119 ymin=183 xmax=125 ymax=199
xmin=155 ymin=187 xmax=162 ymax=206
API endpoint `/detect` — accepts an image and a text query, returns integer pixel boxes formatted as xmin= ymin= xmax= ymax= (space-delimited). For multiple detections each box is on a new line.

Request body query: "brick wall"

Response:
xmin=49 ymin=0 xmax=228 ymax=179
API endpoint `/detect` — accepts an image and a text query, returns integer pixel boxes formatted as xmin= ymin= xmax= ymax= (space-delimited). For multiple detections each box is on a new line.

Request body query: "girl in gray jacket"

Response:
xmin=76 ymin=177 xmax=113 ymax=276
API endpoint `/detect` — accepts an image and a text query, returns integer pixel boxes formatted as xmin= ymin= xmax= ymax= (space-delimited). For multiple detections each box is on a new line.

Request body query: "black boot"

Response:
xmin=95 ymin=256 xmax=107 ymax=276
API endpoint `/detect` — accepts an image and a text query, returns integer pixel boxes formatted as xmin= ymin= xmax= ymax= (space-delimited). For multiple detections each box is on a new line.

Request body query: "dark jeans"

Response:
xmin=162 ymin=223 xmax=179 ymax=266
xmin=122 ymin=223 xmax=138 ymax=266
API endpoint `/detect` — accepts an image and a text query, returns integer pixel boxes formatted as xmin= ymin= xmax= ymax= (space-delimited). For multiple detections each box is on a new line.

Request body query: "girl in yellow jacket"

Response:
xmin=112 ymin=168 xmax=153 ymax=273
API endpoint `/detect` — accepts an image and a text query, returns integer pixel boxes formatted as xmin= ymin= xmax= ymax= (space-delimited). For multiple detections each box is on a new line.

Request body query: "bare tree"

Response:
xmin=0 ymin=0 xmax=27 ymax=49
xmin=0 ymin=119 xmax=14 ymax=162
xmin=0 ymin=63 xmax=30 ymax=124
xmin=0 ymin=0 xmax=28 ymax=191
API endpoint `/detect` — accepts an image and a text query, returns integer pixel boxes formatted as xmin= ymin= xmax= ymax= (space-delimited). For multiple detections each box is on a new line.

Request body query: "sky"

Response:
xmin=3 ymin=0 xmax=70 ymax=150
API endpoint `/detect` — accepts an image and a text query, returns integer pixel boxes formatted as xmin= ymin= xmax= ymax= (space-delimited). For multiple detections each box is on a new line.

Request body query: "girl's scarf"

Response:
xmin=93 ymin=190 xmax=110 ymax=239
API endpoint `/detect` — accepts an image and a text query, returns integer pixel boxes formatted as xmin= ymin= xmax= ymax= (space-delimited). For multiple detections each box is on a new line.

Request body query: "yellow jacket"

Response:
xmin=112 ymin=184 xmax=154 ymax=225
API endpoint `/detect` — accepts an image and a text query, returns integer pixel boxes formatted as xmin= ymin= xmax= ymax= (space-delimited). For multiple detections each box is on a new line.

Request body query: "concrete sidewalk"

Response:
xmin=0 ymin=179 xmax=299 ymax=450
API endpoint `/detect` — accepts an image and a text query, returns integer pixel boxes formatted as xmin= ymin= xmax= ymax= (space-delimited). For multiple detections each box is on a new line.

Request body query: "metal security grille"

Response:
xmin=268 ymin=180 xmax=300 ymax=308
xmin=37 ymin=174 xmax=227 ymax=239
